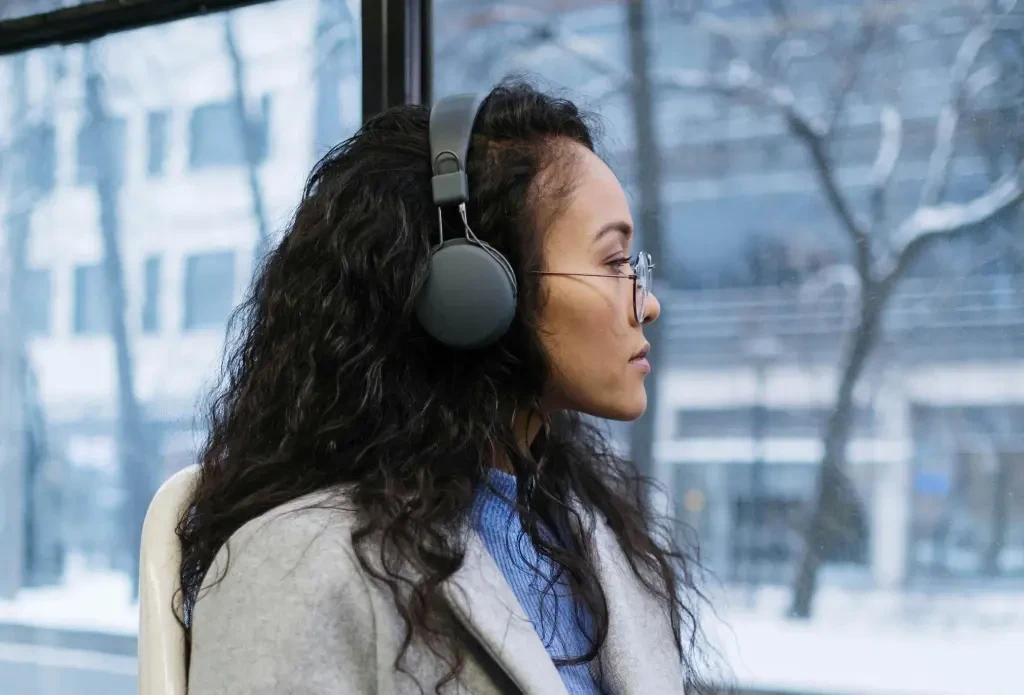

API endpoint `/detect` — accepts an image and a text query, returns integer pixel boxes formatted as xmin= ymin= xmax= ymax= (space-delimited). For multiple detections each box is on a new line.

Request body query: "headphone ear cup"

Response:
xmin=415 ymin=238 xmax=518 ymax=349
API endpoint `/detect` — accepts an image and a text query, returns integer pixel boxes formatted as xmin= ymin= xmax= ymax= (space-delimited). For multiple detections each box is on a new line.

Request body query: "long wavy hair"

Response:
xmin=177 ymin=81 xmax=716 ymax=694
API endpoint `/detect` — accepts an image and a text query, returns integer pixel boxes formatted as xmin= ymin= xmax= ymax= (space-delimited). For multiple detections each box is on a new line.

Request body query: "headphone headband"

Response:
xmin=429 ymin=93 xmax=486 ymax=207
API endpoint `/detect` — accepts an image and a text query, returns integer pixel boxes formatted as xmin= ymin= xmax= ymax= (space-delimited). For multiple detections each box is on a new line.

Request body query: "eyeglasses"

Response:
xmin=531 ymin=251 xmax=654 ymax=323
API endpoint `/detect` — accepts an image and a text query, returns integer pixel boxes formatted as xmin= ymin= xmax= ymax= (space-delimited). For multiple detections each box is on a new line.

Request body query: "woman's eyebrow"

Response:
xmin=592 ymin=220 xmax=633 ymax=244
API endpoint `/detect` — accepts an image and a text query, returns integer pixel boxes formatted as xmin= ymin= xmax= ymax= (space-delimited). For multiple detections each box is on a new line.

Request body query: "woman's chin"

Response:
xmin=585 ymin=392 xmax=648 ymax=422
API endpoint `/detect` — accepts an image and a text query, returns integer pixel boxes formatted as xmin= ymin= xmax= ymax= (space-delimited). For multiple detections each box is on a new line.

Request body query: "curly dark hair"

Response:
xmin=177 ymin=80 xmax=716 ymax=694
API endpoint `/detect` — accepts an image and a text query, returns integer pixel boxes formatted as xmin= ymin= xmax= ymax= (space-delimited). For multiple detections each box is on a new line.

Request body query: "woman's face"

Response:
xmin=535 ymin=143 xmax=661 ymax=421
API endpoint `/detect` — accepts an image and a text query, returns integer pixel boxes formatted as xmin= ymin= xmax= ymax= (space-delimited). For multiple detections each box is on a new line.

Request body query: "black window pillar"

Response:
xmin=361 ymin=0 xmax=431 ymax=122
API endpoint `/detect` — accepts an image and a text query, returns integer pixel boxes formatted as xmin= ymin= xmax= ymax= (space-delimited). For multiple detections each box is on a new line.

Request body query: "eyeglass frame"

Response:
xmin=530 ymin=251 xmax=654 ymax=324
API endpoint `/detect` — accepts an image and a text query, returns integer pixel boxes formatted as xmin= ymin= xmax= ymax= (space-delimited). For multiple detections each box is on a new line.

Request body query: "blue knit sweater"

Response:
xmin=470 ymin=469 xmax=602 ymax=694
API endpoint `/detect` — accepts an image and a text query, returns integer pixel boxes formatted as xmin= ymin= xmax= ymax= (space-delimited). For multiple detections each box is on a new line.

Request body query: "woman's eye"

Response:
xmin=607 ymin=257 xmax=630 ymax=271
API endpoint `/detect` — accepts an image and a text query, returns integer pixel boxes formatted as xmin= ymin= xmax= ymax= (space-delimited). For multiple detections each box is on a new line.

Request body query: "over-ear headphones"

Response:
xmin=414 ymin=93 xmax=519 ymax=349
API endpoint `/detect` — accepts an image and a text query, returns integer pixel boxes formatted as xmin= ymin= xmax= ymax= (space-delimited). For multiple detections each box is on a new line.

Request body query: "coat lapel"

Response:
xmin=585 ymin=512 xmax=687 ymax=695
xmin=441 ymin=508 xmax=687 ymax=695
xmin=442 ymin=529 xmax=570 ymax=695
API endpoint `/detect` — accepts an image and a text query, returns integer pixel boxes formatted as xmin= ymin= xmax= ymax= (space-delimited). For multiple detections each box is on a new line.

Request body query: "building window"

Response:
xmin=73 ymin=263 xmax=108 ymax=335
xmin=142 ymin=256 xmax=161 ymax=333
xmin=22 ymin=268 xmax=52 ymax=337
xmin=183 ymin=251 xmax=235 ymax=330
xmin=188 ymin=95 xmax=271 ymax=170
xmin=76 ymin=116 xmax=127 ymax=186
xmin=147 ymin=111 xmax=169 ymax=177
xmin=14 ymin=123 xmax=57 ymax=195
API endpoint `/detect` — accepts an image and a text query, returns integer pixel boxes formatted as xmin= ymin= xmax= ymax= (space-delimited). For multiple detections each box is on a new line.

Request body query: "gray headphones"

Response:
xmin=414 ymin=93 xmax=519 ymax=349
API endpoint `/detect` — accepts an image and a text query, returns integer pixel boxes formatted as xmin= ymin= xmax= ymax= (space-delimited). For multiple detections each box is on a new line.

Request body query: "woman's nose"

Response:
xmin=643 ymin=291 xmax=661 ymax=324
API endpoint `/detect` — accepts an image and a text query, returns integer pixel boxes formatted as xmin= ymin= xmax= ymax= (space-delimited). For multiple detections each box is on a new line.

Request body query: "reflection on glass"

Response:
xmin=0 ymin=0 xmax=361 ymax=692
xmin=434 ymin=0 xmax=1022 ymax=693
xmin=1 ymin=0 xmax=100 ymax=21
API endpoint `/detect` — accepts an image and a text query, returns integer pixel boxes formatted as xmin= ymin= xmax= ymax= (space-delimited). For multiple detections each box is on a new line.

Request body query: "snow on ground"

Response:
xmin=704 ymin=585 xmax=1023 ymax=695
xmin=0 ymin=556 xmax=137 ymax=636
xmin=2 ymin=564 xmax=1022 ymax=694
xmin=712 ymin=615 xmax=1021 ymax=695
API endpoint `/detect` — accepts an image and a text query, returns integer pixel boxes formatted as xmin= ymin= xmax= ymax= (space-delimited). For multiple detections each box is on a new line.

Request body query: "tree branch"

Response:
xmin=547 ymin=25 xmax=875 ymax=284
xmin=796 ymin=113 xmax=874 ymax=284
xmin=223 ymin=14 xmax=269 ymax=252
xmin=824 ymin=15 xmax=877 ymax=138
xmin=869 ymin=105 xmax=903 ymax=231
xmin=920 ymin=22 xmax=995 ymax=207
xmin=886 ymin=161 xmax=1024 ymax=282
xmin=799 ymin=262 xmax=863 ymax=332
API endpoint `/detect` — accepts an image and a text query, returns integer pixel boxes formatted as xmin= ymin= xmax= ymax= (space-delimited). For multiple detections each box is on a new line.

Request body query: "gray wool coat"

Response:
xmin=187 ymin=493 xmax=687 ymax=694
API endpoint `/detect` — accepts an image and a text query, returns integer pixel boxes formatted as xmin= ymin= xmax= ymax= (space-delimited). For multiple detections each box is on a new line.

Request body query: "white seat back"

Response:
xmin=138 ymin=464 xmax=198 ymax=695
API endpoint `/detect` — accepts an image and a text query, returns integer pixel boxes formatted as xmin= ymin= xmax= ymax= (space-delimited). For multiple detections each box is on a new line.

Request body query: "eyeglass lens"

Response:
xmin=634 ymin=252 xmax=650 ymax=322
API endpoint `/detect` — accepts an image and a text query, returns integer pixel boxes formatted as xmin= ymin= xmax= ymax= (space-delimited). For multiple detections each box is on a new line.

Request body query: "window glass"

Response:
xmin=183 ymin=250 xmax=235 ymax=330
xmin=141 ymin=255 xmax=161 ymax=333
xmin=188 ymin=95 xmax=271 ymax=170
xmin=146 ymin=111 xmax=169 ymax=177
xmin=77 ymin=115 xmax=127 ymax=186
xmin=435 ymin=0 xmax=1023 ymax=692
xmin=0 ymin=0 xmax=102 ymax=21
xmin=23 ymin=267 xmax=53 ymax=336
xmin=0 ymin=1 xmax=361 ymax=692
xmin=73 ymin=262 xmax=108 ymax=334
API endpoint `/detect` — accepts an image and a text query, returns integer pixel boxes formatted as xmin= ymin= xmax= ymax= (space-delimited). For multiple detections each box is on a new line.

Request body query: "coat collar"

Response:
xmin=584 ymin=512 xmax=687 ymax=695
xmin=443 ymin=529 xmax=569 ymax=694
xmin=442 ymin=504 xmax=686 ymax=695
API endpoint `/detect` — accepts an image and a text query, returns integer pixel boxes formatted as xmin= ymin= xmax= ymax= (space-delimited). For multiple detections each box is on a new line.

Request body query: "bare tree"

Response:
xmin=223 ymin=14 xmax=271 ymax=258
xmin=82 ymin=43 xmax=153 ymax=598
xmin=0 ymin=53 xmax=35 ymax=599
xmin=224 ymin=0 xmax=359 ymax=263
xmin=313 ymin=0 xmax=358 ymax=154
xmin=645 ymin=5 xmax=1024 ymax=616
xmin=739 ymin=8 xmax=1023 ymax=619
xmin=640 ymin=3 xmax=1023 ymax=617
xmin=0 ymin=49 xmax=62 ymax=596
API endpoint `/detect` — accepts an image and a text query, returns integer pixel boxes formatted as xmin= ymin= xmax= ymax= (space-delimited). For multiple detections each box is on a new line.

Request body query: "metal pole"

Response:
xmin=361 ymin=0 xmax=431 ymax=122
xmin=625 ymin=0 xmax=665 ymax=484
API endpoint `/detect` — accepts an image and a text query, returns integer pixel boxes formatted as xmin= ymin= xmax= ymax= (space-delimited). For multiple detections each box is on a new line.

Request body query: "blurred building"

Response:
xmin=0 ymin=0 xmax=361 ymax=585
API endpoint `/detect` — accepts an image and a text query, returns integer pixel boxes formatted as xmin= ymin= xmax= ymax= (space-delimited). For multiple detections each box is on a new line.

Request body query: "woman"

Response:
xmin=179 ymin=82 xmax=713 ymax=694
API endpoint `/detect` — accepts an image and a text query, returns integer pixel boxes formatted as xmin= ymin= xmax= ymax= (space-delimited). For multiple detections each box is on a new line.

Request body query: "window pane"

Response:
xmin=188 ymin=97 xmax=270 ymax=170
xmin=183 ymin=250 xmax=234 ymax=330
xmin=0 ymin=1 xmax=361 ymax=692
xmin=22 ymin=267 xmax=52 ymax=336
xmin=436 ymin=1 xmax=1022 ymax=693
xmin=0 ymin=0 xmax=101 ymax=21
xmin=77 ymin=116 xmax=127 ymax=186
xmin=146 ymin=111 xmax=169 ymax=177
xmin=141 ymin=255 xmax=160 ymax=333
xmin=73 ymin=263 xmax=108 ymax=334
